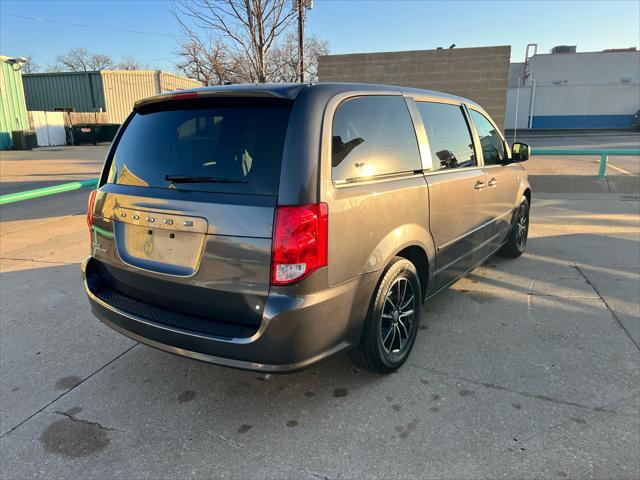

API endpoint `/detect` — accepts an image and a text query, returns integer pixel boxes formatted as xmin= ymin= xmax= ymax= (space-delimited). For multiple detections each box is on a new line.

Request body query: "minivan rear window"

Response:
xmin=105 ymin=98 xmax=292 ymax=195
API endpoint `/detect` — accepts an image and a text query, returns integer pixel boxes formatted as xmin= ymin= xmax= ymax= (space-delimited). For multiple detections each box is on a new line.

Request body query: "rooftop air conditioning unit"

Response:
xmin=551 ymin=45 xmax=577 ymax=54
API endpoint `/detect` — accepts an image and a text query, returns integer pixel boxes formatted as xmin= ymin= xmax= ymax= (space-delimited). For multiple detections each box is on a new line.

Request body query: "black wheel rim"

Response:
xmin=515 ymin=202 xmax=529 ymax=250
xmin=380 ymin=277 xmax=416 ymax=356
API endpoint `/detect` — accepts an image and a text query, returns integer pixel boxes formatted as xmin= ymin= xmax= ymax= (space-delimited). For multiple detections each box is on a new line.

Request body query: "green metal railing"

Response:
xmin=531 ymin=148 xmax=640 ymax=178
xmin=0 ymin=178 xmax=98 ymax=205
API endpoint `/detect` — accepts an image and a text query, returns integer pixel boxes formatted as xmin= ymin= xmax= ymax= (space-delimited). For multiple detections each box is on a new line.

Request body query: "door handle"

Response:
xmin=474 ymin=181 xmax=487 ymax=190
xmin=488 ymin=177 xmax=498 ymax=187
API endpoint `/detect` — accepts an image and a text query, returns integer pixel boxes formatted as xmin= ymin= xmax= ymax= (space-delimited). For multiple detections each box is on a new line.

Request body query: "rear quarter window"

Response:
xmin=105 ymin=98 xmax=292 ymax=195
xmin=331 ymin=96 xmax=421 ymax=183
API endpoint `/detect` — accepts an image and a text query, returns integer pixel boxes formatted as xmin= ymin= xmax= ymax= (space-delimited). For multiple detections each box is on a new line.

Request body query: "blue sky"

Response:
xmin=1 ymin=0 xmax=639 ymax=72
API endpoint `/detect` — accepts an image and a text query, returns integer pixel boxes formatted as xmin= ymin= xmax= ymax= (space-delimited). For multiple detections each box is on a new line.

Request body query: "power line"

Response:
xmin=0 ymin=13 xmax=184 ymax=38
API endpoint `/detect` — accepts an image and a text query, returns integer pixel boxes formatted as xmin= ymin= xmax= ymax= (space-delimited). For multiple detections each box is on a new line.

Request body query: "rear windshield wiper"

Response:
xmin=165 ymin=175 xmax=248 ymax=184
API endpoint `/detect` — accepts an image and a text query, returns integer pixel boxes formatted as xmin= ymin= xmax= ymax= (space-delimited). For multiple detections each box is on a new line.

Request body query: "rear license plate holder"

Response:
xmin=113 ymin=207 xmax=208 ymax=276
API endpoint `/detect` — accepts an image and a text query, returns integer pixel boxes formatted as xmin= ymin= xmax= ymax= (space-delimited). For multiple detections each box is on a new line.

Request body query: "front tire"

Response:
xmin=351 ymin=257 xmax=422 ymax=374
xmin=499 ymin=195 xmax=530 ymax=258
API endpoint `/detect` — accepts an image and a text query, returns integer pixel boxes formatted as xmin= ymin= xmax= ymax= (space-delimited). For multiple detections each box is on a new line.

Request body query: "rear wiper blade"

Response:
xmin=165 ymin=175 xmax=248 ymax=184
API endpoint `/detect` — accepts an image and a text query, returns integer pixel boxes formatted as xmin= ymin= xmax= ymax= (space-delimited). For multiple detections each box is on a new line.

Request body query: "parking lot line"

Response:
xmin=606 ymin=162 xmax=633 ymax=175
xmin=0 ymin=179 xmax=98 ymax=205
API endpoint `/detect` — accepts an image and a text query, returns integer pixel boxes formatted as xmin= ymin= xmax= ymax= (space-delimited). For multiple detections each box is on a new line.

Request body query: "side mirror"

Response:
xmin=511 ymin=142 xmax=530 ymax=162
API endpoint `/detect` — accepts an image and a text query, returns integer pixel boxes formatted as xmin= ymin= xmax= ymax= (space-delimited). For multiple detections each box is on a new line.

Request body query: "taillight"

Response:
xmin=87 ymin=189 xmax=97 ymax=227
xmin=271 ymin=203 xmax=328 ymax=285
xmin=171 ymin=92 xmax=199 ymax=101
xmin=87 ymin=189 xmax=97 ymax=248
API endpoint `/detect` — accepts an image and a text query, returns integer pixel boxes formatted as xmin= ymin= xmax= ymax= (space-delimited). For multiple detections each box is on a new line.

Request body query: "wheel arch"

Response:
xmin=394 ymin=245 xmax=430 ymax=300
xmin=364 ymin=221 xmax=435 ymax=302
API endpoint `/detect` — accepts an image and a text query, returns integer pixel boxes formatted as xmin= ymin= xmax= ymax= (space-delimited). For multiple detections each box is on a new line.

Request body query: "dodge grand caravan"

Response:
xmin=83 ymin=83 xmax=531 ymax=374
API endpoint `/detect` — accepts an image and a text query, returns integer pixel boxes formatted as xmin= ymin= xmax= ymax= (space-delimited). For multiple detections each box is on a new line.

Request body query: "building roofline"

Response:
xmin=22 ymin=69 xmax=199 ymax=77
xmin=22 ymin=71 xmax=101 ymax=76
xmin=532 ymin=48 xmax=638 ymax=58
xmin=318 ymin=45 xmax=510 ymax=59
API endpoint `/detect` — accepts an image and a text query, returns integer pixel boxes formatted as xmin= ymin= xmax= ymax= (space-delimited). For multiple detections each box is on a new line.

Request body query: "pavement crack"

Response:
xmin=508 ymin=392 xmax=640 ymax=448
xmin=410 ymin=364 xmax=619 ymax=414
xmin=572 ymin=263 xmax=640 ymax=351
xmin=0 ymin=256 xmax=66 ymax=265
xmin=54 ymin=411 xmax=121 ymax=432
xmin=207 ymin=431 xmax=332 ymax=480
xmin=479 ymin=382 xmax=617 ymax=412
xmin=453 ymin=287 xmax=599 ymax=300
xmin=0 ymin=343 xmax=138 ymax=440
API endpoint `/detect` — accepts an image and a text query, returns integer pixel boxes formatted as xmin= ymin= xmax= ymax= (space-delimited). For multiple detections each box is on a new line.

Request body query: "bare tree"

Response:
xmin=54 ymin=48 xmax=115 ymax=71
xmin=21 ymin=55 xmax=40 ymax=74
xmin=173 ymin=0 xmax=299 ymax=83
xmin=268 ymin=32 xmax=328 ymax=82
xmin=175 ymin=36 xmax=236 ymax=85
xmin=115 ymin=56 xmax=142 ymax=70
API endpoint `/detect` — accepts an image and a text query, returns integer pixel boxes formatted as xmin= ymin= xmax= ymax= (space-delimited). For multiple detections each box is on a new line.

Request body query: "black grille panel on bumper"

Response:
xmin=87 ymin=272 xmax=258 ymax=340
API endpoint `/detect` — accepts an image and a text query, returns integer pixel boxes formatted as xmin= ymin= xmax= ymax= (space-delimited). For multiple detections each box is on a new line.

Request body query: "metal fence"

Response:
xmin=531 ymin=148 xmax=640 ymax=177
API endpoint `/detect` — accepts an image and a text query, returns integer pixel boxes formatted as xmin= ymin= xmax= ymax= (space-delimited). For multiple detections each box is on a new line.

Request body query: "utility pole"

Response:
xmin=295 ymin=0 xmax=313 ymax=83
xmin=297 ymin=0 xmax=305 ymax=83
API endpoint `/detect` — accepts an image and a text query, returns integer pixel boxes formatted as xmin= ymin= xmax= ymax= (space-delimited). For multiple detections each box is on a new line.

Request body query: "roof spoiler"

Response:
xmin=134 ymin=86 xmax=304 ymax=109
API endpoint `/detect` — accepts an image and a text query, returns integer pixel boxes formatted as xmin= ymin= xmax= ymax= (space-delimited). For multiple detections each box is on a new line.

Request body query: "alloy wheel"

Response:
xmin=515 ymin=202 xmax=529 ymax=249
xmin=380 ymin=277 xmax=416 ymax=355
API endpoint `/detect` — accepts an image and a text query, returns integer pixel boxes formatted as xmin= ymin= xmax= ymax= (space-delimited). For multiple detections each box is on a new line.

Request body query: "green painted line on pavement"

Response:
xmin=0 ymin=178 xmax=98 ymax=205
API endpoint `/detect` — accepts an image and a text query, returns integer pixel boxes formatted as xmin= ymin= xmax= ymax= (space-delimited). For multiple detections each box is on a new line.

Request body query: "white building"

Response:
xmin=505 ymin=48 xmax=640 ymax=130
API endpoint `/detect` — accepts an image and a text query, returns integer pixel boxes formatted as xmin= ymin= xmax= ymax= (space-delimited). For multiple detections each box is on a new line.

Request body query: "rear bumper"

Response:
xmin=83 ymin=257 xmax=375 ymax=372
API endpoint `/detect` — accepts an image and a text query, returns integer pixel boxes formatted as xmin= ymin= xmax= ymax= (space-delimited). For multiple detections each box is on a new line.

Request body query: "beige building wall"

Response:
xmin=101 ymin=71 xmax=202 ymax=123
xmin=318 ymin=46 xmax=511 ymax=128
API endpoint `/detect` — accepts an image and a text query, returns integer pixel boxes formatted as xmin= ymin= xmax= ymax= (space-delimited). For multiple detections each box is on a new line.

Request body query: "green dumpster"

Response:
xmin=72 ymin=124 xmax=101 ymax=145
xmin=97 ymin=124 xmax=121 ymax=143
xmin=11 ymin=130 xmax=38 ymax=150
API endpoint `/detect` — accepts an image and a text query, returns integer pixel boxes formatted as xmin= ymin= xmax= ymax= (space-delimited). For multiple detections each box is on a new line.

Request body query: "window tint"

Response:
xmin=469 ymin=109 xmax=506 ymax=166
xmin=106 ymin=99 xmax=291 ymax=195
xmin=415 ymin=101 xmax=476 ymax=171
xmin=331 ymin=96 xmax=421 ymax=183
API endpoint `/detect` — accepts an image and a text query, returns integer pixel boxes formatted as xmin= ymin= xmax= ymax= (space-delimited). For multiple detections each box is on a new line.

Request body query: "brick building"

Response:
xmin=318 ymin=46 xmax=511 ymax=128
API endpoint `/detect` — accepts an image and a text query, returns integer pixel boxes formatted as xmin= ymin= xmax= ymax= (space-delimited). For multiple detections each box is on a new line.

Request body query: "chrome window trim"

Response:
xmin=408 ymin=94 xmax=462 ymax=106
xmin=333 ymin=171 xmax=425 ymax=188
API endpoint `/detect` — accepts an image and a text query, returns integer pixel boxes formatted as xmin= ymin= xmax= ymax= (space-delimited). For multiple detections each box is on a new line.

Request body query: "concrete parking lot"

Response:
xmin=1 ymin=138 xmax=639 ymax=479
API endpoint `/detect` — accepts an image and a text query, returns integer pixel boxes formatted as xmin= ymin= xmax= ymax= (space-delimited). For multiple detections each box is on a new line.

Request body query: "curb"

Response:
xmin=0 ymin=179 xmax=98 ymax=205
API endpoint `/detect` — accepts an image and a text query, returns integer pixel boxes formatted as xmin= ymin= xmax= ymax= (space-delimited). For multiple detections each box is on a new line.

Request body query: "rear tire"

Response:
xmin=498 ymin=195 xmax=530 ymax=258
xmin=351 ymin=257 xmax=422 ymax=374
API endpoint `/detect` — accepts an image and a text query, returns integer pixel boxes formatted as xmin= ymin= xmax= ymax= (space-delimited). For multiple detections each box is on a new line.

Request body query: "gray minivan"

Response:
xmin=83 ymin=83 xmax=531 ymax=374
